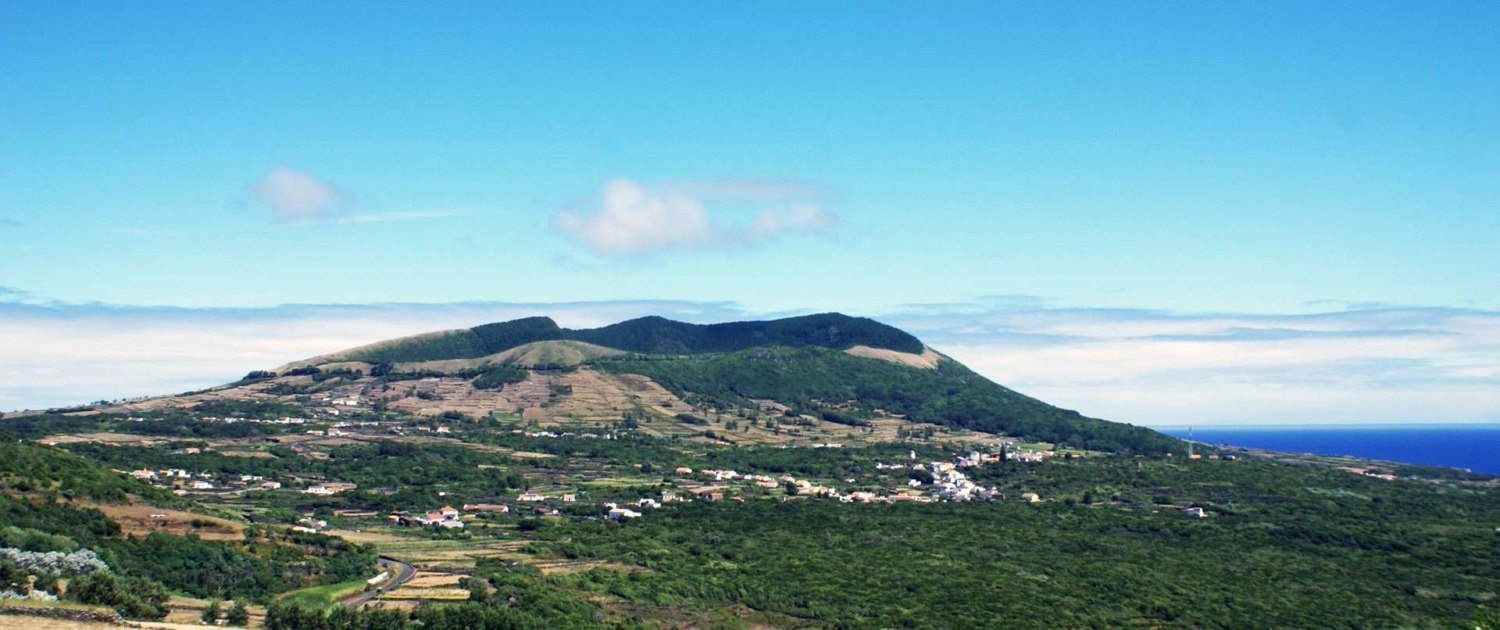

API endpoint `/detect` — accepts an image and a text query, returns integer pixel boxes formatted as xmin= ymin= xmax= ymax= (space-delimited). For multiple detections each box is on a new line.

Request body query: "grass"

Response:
xmin=0 ymin=599 xmax=109 ymax=612
xmin=275 ymin=579 xmax=369 ymax=610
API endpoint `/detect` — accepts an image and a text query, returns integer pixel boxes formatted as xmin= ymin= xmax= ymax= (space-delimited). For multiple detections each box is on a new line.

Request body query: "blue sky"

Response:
xmin=2 ymin=2 xmax=1497 ymax=424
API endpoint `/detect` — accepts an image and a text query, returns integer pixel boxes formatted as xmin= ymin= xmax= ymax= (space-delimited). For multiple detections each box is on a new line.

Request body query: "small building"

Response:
xmin=674 ymin=467 xmax=693 ymax=474
xmin=561 ymin=494 xmax=577 ymax=503
xmin=607 ymin=508 xmax=642 ymax=520
xmin=1184 ymin=507 xmax=1206 ymax=518
xmin=439 ymin=505 xmax=460 ymax=519
xmin=518 ymin=492 xmax=544 ymax=502
xmin=1021 ymin=492 xmax=1041 ymax=503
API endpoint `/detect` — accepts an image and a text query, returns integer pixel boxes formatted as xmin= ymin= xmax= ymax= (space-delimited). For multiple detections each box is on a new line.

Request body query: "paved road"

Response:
xmin=342 ymin=556 xmax=415 ymax=608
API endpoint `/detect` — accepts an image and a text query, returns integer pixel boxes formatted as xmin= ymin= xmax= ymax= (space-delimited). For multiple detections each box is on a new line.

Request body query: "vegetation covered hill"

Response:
xmin=0 ymin=439 xmax=377 ymax=620
xmin=251 ymin=313 xmax=1176 ymax=454
xmin=596 ymin=347 xmax=1178 ymax=454
xmin=305 ymin=313 xmax=924 ymax=365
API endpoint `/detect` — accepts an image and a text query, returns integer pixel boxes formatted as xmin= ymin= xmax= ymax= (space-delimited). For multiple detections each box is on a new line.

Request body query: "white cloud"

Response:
xmin=554 ymin=179 xmax=717 ymax=254
xmin=248 ymin=166 xmax=348 ymax=222
xmin=554 ymin=178 xmax=840 ymax=256
xmin=888 ymin=305 xmax=1500 ymax=427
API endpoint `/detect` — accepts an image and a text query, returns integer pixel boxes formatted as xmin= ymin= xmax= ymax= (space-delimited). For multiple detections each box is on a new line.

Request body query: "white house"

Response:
xmin=607 ymin=508 xmax=642 ymax=520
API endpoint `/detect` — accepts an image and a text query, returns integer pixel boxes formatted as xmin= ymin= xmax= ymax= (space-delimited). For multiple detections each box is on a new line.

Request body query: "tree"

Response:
xmin=225 ymin=600 xmax=249 ymax=626
xmin=1476 ymin=604 xmax=1500 ymax=630
xmin=201 ymin=599 xmax=222 ymax=624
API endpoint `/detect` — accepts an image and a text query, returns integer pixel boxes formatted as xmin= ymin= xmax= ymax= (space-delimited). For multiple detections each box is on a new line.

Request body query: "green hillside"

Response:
xmin=595 ymin=347 xmax=1179 ymax=454
xmin=336 ymin=313 xmax=923 ymax=364
xmin=0 ymin=439 xmax=378 ymax=618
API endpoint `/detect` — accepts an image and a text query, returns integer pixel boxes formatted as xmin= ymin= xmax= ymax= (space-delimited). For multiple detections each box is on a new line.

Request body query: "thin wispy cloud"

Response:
xmin=243 ymin=168 xmax=478 ymax=227
xmin=0 ymin=286 xmax=33 ymax=303
xmin=326 ymin=209 xmax=476 ymax=225
xmin=554 ymin=178 xmax=840 ymax=257
xmin=0 ymin=218 xmax=22 ymax=228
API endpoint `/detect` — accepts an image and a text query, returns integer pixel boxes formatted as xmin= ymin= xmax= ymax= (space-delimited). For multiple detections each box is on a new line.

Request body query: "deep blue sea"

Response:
xmin=1159 ymin=425 xmax=1500 ymax=475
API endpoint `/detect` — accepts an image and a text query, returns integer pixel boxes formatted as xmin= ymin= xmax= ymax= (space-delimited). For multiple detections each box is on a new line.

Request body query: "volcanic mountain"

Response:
xmin=143 ymin=313 xmax=1178 ymax=454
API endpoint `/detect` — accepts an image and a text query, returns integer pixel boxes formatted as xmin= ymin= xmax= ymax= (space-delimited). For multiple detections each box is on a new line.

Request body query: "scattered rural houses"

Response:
xmin=303 ymin=483 xmax=355 ymax=496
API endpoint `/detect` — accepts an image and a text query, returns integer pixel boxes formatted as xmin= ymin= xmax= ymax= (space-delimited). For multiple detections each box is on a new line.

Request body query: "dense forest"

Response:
xmin=524 ymin=466 xmax=1500 ymax=629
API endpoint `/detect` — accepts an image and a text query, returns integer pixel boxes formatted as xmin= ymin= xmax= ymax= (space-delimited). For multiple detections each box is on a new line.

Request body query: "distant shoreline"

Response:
xmin=1161 ymin=425 xmax=1500 ymax=476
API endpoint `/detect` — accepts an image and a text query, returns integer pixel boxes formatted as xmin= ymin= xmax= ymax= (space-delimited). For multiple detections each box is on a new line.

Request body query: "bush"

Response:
xmin=65 ymin=571 xmax=170 ymax=620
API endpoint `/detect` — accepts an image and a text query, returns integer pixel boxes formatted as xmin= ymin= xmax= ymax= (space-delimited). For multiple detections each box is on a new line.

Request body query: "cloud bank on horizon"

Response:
xmin=1 ymin=296 xmax=1494 ymax=428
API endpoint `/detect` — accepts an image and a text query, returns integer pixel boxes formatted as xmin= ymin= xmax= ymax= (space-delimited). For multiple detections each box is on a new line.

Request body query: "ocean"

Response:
xmin=1158 ymin=425 xmax=1500 ymax=476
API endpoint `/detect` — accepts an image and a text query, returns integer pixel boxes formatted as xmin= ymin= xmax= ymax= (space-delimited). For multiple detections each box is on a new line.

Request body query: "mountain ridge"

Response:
xmin=255 ymin=312 xmax=1180 ymax=454
xmin=286 ymin=313 xmax=925 ymax=368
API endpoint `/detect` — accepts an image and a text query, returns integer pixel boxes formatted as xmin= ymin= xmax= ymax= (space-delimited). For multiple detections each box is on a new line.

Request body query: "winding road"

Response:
xmin=342 ymin=556 xmax=415 ymax=608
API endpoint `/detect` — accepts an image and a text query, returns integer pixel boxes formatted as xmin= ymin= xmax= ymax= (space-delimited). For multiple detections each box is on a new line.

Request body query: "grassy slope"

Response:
xmin=594 ymin=346 xmax=1181 ymax=454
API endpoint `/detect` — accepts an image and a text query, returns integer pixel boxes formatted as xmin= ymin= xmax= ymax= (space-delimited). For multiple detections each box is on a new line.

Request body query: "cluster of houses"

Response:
xmin=388 ymin=505 xmax=466 ymax=528
xmin=1337 ymin=466 xmax=1398 ymax=481
xmin=193 ymin=416 xmax=309 ymax=425
xmin=124 ymin=468 xmax=288 ymax=494
xmin=673 ymin=448 xmax=1032 ymax=505
xmin=121 ymin=467 xmax=365 ymax=497
xmin=914 ymin=460 xmax=1005 ymax=501
xmin=303 ymin=482 xmax=356 ymax=495
xmin=511 ymin=430 xmax=614 ymax=440
xmin=290 ymin=516 xmax=329 ymax=533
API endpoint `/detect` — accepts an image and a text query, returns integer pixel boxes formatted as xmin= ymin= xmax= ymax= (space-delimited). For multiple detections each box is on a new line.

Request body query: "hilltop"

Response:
xmin=155 ymin=313 xmax=1177 ymax=454
xmin=281 ymin=313 xmax=925 ymax=368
